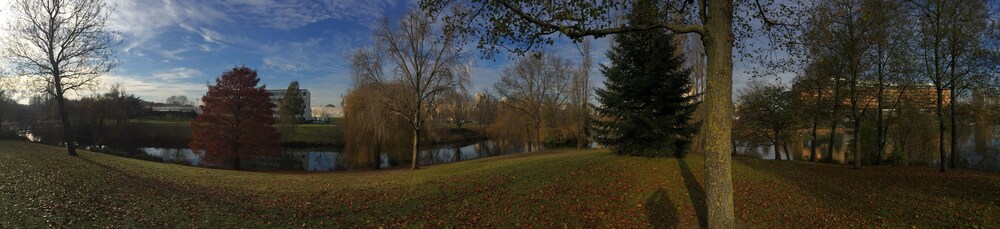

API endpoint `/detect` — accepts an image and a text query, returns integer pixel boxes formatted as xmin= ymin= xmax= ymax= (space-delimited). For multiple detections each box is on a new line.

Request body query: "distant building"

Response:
xmin=267 ymin=89 xmax=312 ymax=120
xmin=792 ymin=78 xmax=949 ymax=111
xmin=311 ymin=104 xmax=344 ymax=120
xmin=148 ymin=105 xmax=201 ymax=114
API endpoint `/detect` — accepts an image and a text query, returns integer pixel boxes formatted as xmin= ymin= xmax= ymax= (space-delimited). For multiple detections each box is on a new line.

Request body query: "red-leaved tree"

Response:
xmin=190 ymin=66 xmax=280 ymax=169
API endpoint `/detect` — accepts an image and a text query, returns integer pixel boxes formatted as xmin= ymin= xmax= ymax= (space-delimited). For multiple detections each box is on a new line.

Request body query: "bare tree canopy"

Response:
xmin=1 ymin=0 xmax=120 ymax=156
xmin=350 ymin=10 xmax=467 ymax=170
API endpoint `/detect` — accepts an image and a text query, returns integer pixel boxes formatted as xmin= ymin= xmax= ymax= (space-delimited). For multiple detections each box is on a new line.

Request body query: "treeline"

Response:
xmin=342 ymin=11 xmax=595 ymax=169
xmin=738 ymin=0 xmax=1000 ymax=171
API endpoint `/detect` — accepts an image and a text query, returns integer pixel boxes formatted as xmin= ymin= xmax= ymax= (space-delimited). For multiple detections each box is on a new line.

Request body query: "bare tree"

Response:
xmin=909 ymin=0 xmax=993 ymax=172
xmin=440 ymin=65 xmax=474 ymax=129
xmin=569 ymin=39 xmax=593 ymax=149
xmin=166 ymin=95 xmax=190 ymax=105
xmin=472 ymin=91 xmax=498 ymax=132
xmin=494 ymin=52 xmax=571 ymax=152
xmin=350 ymin=11 xmax=465 ymax=170
xmin=2 ymin=0 xmax=119 ymax=156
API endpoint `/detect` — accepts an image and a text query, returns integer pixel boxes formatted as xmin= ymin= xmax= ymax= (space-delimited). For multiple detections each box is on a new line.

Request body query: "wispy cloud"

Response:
xmin=218 ymin=0 xmax=402 ymax=30
xmin=109 ymin=0 xmax=229 ymax=54
xmin=101 ymin=73 xmax=206 ymax=104
xmin=151 ymin=67 xmax=203 ymax=82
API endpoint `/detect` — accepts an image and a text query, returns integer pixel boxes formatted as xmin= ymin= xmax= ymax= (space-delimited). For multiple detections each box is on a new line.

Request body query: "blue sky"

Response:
xmin=0 ymin=0 xmax=787 ymax=106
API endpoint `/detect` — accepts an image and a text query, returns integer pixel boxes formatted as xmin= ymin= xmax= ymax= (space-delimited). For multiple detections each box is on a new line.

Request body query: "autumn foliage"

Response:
xmin=190 ymin=66 xmax=280 ymax=169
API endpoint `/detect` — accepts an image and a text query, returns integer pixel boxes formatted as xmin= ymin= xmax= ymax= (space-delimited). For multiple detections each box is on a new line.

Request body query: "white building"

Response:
xmin=267 ymin=89 xmax=312 ymax=120
xmin=311 ymin=106 xmax=344 ymax=120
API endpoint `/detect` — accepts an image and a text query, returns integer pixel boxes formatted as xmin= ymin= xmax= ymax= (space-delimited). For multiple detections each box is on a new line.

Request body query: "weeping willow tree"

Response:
xmin=343 ymin=83 xmax=413 ymax=169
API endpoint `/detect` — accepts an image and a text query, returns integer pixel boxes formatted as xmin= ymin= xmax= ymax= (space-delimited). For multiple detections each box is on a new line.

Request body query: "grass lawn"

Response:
xmin=285 ymin=123 xmax=343 ymax=145
xmin=1 ymin=140 xmax=998 ymax=227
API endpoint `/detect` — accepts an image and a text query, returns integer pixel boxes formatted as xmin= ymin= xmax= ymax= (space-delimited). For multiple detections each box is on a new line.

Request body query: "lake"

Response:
xmin=19 ymin=125 xmax=526 ymax=171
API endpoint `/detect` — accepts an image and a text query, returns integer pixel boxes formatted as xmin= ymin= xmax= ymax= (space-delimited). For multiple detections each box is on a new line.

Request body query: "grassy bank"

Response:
xmin=0 ymin=140 xmax=998 ymax=227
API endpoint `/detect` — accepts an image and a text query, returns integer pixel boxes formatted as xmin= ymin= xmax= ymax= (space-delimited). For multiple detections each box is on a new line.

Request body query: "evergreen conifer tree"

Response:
xmin=593 ymin=0 xmax=699 ymax=157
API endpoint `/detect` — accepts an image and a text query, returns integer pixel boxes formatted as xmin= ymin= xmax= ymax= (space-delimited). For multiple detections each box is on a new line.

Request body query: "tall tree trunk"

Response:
xmin=853 ymin=117 xmax=862 ymax=170
xmin=412 ymin=127 xmax=420 ymax=170
xmin=949 ymin=84 xmax=958 ymax=169
xmin=774 ymin=141 xmax=783 ymax=160
xmin=55 ymin=92 xmax=77 ymax=156
xmin=536 ymin=120 xmax=542 ymax=152
xmin=53 ymin=73 xmax=78 ymax=156
xmin=810 ymin=85 xmax=823 ymax=162
xmin=702 ymin=0 xmax=735 ymax=226
xmin=827 ymin=113 xmax=839 ymax=163
xmin=876 ymin=63 xmax=886 ymax=165
xmin=937 ymin=87 xmax=946 ymax=172
xmin=783 ymin=142 xmax=792 ymax=161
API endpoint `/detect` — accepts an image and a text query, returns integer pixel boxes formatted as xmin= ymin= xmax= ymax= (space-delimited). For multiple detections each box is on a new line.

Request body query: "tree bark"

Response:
xmin=810 ymin=86 xmax=823 ymax=162
xmin=702 ymin=0 xmax=735 ymax=227
xmin=783 ymin=142 xmax=792 ymax=161
xmin=412 ymin=127 xmax=420 ymax=170
xmin=937 ymin=86 xmax=946 ymax=172
xmin=55 ymin=90 xmax=78 ymax=156
xmin=949 ymin=83 xmax=958 ymax=169
xmin=876 ymin=62 xmax=885 ymax=165
xmin=853 ymin=117 xmax=862 ymax=170
xmin=774 ymin=142 xmax=783 ymax=160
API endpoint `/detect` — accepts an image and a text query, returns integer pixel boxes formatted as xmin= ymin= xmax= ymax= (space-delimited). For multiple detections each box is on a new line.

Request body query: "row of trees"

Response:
xmin=741 ymin=0 xmax=999 ymax=171
xmin=342 ymin=10 xmax=599 ymax=170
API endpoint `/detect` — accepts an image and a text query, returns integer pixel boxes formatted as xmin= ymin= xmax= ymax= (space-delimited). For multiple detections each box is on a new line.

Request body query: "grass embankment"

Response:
xmin=1 ymin=140 xmax=998 ymax=227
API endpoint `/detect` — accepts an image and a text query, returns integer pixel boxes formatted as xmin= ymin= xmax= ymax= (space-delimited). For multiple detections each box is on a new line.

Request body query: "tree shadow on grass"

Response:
xmin=645 ymin=188 xmax=678 ymax=228
xmin=678 ymin=157 xmax=708 ymax=229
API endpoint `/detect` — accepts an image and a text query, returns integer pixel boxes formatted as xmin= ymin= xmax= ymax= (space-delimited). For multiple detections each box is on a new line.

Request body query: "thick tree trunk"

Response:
xmin=702 ymin=0 xmax=735 ymax=227
xmin=53 ymin=75 xmax=78 ymax=156
xmin=774 ymin=142 xmax=783 ymax=160
xmin=783 ymin=142 xmax=792 ymax=161
xmin=55 ymin=92 xmax=77 ymax=156
xmin=411 ymin=128 xmax=420 ymax=170
xmin=827 ymin=115 xmax=838 ymax=163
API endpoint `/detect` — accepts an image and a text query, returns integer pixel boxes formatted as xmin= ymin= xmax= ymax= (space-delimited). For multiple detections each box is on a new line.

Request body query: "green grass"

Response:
xmin=285 ymin=123 xmax=342 ymax=145
xmin=128 ymin=119 xmax=190 ymax=125
xmin=1 ymin=140 xmax=998 ymax=227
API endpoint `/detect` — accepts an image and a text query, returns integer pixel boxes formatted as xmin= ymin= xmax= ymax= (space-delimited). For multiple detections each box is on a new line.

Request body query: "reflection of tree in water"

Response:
xmin=304 ymin=152 xmax=336 ymax=171
xmin=959 ymin=125 xmax=1000 ymax=172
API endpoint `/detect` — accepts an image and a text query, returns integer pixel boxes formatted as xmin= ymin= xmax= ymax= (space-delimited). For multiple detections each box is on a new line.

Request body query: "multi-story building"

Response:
xmin=267 ymin=89 xmax=312 ymax=121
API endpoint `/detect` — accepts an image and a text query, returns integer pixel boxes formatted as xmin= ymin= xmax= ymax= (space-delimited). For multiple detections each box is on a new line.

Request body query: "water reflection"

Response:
xmin=36 ymin=136 xmax=518 ymax=171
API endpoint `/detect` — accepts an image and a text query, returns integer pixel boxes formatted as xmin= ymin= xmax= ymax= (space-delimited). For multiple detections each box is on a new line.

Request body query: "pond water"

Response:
xmin=77 ymin=141 xmax=518 ymax=171
xmin=18 ymin=126 xmax=525 ymax=171
xmin=735 ymin=125 xmax=1000 ymax=172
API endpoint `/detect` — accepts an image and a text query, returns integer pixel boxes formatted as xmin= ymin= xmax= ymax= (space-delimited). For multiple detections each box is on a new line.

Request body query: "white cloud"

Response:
xmin=150 ymin=67 xmax=203 ymax=82
xmin=109 ymin=0 xmax=230 ymax=56
xmin=101 ymin=74 xmax=206 ymax=104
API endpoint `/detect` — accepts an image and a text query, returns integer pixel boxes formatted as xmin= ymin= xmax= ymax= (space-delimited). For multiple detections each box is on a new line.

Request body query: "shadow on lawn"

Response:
xmin=644 ymin=158 xmax=708 ymax=229
xmin=678 ymin=158 xmax=708 ymax=229
xmin=644 ymin=188 xmax=678 ymax=228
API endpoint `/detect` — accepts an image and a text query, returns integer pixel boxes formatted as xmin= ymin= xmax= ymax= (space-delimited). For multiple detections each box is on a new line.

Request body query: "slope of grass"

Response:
xmin=1 ymin=140 xmax=998 ymax=227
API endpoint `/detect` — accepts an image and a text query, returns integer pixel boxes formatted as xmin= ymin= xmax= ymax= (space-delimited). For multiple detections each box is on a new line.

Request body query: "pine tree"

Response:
xmin=593 ymin=0 xmax=699 ymax=158
xmin=278 ymin=81 xmax=305 ymax=142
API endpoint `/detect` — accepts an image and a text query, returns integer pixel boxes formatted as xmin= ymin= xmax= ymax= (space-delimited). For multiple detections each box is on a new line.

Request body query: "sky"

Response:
xmin=0 ymin=0 xmax=780 ymax=107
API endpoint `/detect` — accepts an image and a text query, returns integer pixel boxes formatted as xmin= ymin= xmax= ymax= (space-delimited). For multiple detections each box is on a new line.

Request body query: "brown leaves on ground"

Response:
xmin=1 ymin=140 xmax=999 ymax=227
